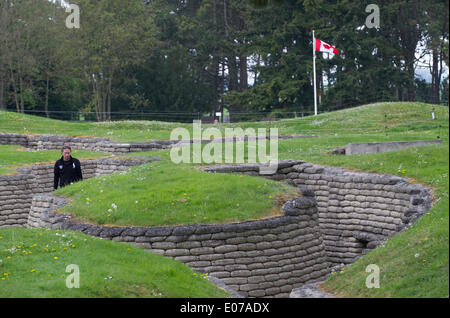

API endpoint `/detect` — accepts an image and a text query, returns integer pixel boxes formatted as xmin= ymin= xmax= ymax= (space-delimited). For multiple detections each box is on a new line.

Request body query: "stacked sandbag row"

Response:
xmin=28 ymin=194 xmax=329 ymax=298
xmin=203 ymin=160 xmax=433 ymax=265
xmin=0 ymin=174 xmax=34 ymax=228
xmin=1 ymin=158 xmax=151 ymax=228
xmin=0 ymin=132 xmax=175 ymax=154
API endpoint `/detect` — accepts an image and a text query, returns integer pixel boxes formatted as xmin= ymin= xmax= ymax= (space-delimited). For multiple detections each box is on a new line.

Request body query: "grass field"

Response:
xmin=0 ymin=227 xmax=228 ymax=297
xmin=1 ymin=102 xmax=447 ymax=142
xmin=0 ymin=101 xmax=448 ymax=297
xmin=54 ymin=159 xmax=300 ymax=227
xmin=0 ymin=145 xmax=110 ymax=176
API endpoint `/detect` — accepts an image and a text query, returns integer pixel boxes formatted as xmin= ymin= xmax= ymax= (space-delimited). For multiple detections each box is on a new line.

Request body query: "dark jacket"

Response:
xmin=54 ymin=156 xmax=83 ymax=190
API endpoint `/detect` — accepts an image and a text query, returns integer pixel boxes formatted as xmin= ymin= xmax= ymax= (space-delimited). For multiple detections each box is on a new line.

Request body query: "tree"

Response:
xmin=422 ymin=0 xmax=449 ymax=104
xmin=67 ymin=0 xmax=157 ymax=121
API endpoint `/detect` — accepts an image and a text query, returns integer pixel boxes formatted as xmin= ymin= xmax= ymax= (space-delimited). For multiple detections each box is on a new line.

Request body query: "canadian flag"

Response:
xmin=315 ymin=38 xmax=339 ymax=55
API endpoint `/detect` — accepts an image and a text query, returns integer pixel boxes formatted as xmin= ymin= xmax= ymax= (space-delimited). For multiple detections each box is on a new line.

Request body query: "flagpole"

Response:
xmin=312 ymin=30 xmax=317 ymax=116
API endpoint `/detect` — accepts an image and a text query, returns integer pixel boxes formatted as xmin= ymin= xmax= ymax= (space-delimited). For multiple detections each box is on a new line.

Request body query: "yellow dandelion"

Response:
xmin=54 ymin=256 xmax=58 ymax=260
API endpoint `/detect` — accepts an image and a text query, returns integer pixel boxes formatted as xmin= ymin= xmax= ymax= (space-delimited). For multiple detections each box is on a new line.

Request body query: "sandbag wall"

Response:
xmin=203 ymin=160 xmax=433 ymax=265
xmin=0 ymin=158 xmax=149 ymax=228
xmin=28 ymin=193 xmax=330 ymax=298
xmin=0 ymin=132 xmax=175 ymax=154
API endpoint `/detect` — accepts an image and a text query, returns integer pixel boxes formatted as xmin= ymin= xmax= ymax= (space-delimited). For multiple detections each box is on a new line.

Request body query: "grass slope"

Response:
xmin=1 ymin=102 xmax=447 ymax=142
xmin=0 ymin=145 xmax=110 ymax=176
xmin=0 ymin=110 xmax=192 ymax=142
xmin=54 ymin=159 xmax=300 ymax=227
xmin=1 ymin=103 xmax=449 ymax=297
xmin=120 ymin=102 xmax=449 ymax=297
xmin=0 ymin=227 xmax=229 ymax=297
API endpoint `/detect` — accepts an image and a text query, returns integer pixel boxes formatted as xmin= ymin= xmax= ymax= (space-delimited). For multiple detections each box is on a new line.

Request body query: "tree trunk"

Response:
xmin=397 ymin=1 xmax=420 ymax=102
xmin=92 ymin=74 xmax=100 ymax=121
xmin=0 ymin=76 xmax=4 ymax=110
xmin=406 ymin=62 xmax=415 ymax=102
xmin=228 ymin=55 xmax=238 ymax=91
xmin=211 ymin=0 xmax=219 ymax=118
xmin=220 ymin=61 xmax=225 ymax=121
xmin=396 ymin=86 xmax=402 ymax=101
xmin=107 ymin=75 xmax=112 ymax=121
xmin=9 ymin=67 xmax=20 ymax=112
xmin=45 ymin=73 xmax=50 ymax=118
xmin=239 ymin=55 xmax=248 ymax=91
xmin=18 ymin=63 xmax=24 ymax=113
xmin=212 ymin=55 xmax=220 ymax=118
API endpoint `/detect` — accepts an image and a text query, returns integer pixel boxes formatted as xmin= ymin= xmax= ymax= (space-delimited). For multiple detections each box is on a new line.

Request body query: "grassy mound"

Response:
xmin=0 ymin=110 xmax=191 ymax=142
xmin=0 ymin=227 xmax=229 ymax=297
xmin=54 ymin=159 xmax=300 ymax=227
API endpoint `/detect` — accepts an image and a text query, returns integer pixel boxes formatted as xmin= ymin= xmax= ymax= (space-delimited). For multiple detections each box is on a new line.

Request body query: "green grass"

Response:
xmin=0 ymin=145 xmax=111 ymax=176
xmin=54 ymin=159 xmax=300 ymax=227
xmin=1 ymin=101 xmax=448 ymax=297
xmin=0 ymin=110 xmax=193 ymax=142
xmin=312 ymin=144 xmax=449 ymax=297
xmin=0 ymin=227 xmax=229 ymax=297
xmin=1 ymin=102 xmax=448 ymax=142
xmin=119 ymin=103 xmax=449 ymax=297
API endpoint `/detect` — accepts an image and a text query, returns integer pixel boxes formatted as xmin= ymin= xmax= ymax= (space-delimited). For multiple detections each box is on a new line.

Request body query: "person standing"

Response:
xmin=54 ymin=146 xmax=83 ymax=190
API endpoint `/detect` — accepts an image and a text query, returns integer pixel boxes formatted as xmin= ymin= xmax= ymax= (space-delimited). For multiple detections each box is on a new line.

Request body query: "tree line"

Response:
xmin=0 ymin=0 xmax=448 ymax=122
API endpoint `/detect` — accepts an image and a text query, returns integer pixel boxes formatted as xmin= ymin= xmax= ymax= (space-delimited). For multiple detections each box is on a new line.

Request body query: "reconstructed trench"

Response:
xmin=0 ymin=133 xmax=433 ymax=298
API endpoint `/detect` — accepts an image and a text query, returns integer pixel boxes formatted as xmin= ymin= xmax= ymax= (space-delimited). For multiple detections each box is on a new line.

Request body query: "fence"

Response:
xmin=1 ymin=94 xmax=448 ymax=124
